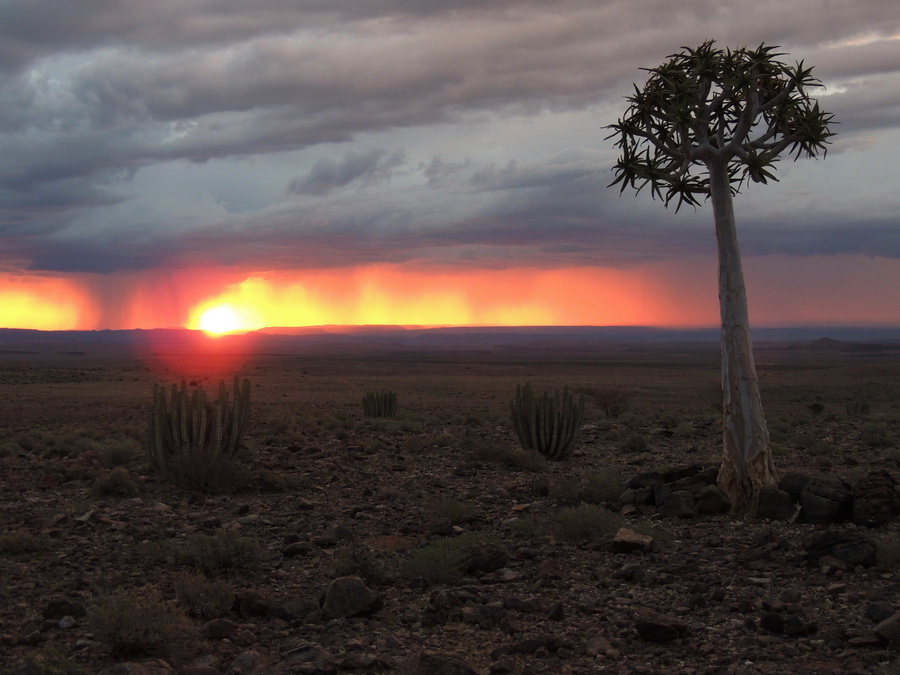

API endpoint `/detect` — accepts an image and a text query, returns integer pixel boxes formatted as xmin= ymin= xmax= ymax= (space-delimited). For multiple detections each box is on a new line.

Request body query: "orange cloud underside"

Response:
xmin=3 ymin=256 xmax=900 ymax=332
xmin=0 ymin=274 xmax=97 ymax=330
xmin=183 ymin=264 xmax=710 ymax=332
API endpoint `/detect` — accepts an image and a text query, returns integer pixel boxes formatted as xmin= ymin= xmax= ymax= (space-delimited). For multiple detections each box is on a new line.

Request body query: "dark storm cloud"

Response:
xmin=0 ymin=0 xmax=898 ymax=275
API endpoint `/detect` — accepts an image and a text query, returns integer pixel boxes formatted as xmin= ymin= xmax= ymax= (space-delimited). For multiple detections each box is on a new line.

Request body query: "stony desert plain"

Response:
xmin=1 ymin=327 xmax=900 ymax=674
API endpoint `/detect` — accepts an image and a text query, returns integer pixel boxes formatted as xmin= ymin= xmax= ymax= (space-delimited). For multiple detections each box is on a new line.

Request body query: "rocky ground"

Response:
xmin=1 ymin=343 xmax=900 ymax=674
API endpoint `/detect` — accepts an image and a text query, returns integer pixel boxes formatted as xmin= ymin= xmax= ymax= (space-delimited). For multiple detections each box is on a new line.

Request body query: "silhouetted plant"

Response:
xmin=846 ymin=399 xmax=870 ymax=419
xmin=362 ymin=390 xmax=398 ymax=418
xmin=585 ymin=385 xmax=631 ymax=419
xmin=146 ymin=377 xmax=251 ymax=492
xmin=510 ymin=383 xmax=585 ymax=461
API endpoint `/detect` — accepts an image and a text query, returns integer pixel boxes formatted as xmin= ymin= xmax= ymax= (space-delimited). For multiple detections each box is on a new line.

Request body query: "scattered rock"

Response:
xmin=853 ymin=470 xmax=900 ymax=527
xmin=633 ymin=608 xmax=690 ymax=643
xmin=805 ymin=529 xmax=877 ymax=568
xmin=874 ymin=612 xmax=900 ymax=650
xmin=611 ymin=527 xmax=653 ymax=553
xmin=657 ymin=490 xmax=697 ymax=519
xmin=399 ymin=650 xmax=478 ymax=674
xmin=320 ymin=576 xmax=382 ymax=619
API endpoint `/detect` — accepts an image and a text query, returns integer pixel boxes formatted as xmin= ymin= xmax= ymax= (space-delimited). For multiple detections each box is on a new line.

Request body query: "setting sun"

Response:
xmin=198 ymin=305 xmax=241 ymax=334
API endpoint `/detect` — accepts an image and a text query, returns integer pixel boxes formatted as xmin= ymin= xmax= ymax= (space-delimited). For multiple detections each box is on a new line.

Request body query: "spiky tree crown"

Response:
xmin=607 ymin=40 xmax=836 ymax=210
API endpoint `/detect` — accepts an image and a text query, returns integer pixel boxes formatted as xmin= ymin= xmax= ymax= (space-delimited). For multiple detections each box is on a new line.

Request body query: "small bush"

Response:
xmin=92 ymin=467 xmax=141 ymax=498
xmin=176 ymin=529 xmax=263 ymax=575
xmin=466 ymin=439 xmax=549 ymax=472
xmin=585 ymin=385 xmax=631 ymax=419
xmin=99 ymin=439 xmax=142 ymax=468
xmin=547 ymin=504 xmax=623 ymax=543
xmin=399 ymin=533 xmax=500 ymax=585
xmin=621 ymin=433 xmax=649 ymax=453
xmin=425 ymin=496 xmax=479 ymax=525
xmin=329 ymin=545 xmax=390 ymax=586
xmin=399 ymin=538 xmax=470 ymax=585
xmin=173 ymin=571 xmax=234 ymax=619
xmin=861 ymin=423 xmax=895 ymax=449
xmin=87 ymin=588 xmax=196 ymax=657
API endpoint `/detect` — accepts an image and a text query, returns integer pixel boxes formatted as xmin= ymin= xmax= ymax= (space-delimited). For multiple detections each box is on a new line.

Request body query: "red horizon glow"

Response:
xmin=2 ymin=256 xmax=900 ymax=333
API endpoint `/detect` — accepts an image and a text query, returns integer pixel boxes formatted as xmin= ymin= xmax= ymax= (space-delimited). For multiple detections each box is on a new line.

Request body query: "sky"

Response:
xmin=1 ymin=0 xmax=899 ymax=332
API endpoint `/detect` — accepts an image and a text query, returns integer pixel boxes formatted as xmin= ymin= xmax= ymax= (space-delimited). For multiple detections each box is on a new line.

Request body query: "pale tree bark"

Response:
xmin=707 ymin=159 xmax=778 ymax=516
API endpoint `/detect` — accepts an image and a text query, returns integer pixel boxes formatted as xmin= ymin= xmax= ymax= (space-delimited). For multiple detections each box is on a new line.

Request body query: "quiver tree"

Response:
xmin=607 ymin=41 xmax=835 ymax=516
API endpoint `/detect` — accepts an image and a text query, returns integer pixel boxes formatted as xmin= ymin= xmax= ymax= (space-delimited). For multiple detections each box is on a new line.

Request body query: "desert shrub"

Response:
xmin=547 ymin=504 xmax=623 ymax=543
xmin=329 ymin=545 xmax=389 ymax=586
xmin=425 ymin=496 xmax=479 ymax=525
xmin=87 ymin=588 xmax=196 ymax=657
xmin=579 ymin=468 xmax=628 ymax=505
xmin=621 ymin=433 xmax=649 ymax=453
xmin=846 ymin=399 xmax=871 ymax=419
xmin=861 ymin=423 xmax=895 ymax=448
xmin=550 ymin=470 xmax=626 ymax=506
xmin=147 ymin=377 xmax=251 ymax=494
xmin=91 ymin=467 xmax=141 ymax=498
xmin=510 ymin=383 xmax=585 ymax=461
xmin=0 ymin=441 xmax=24 ymax=458
xmin=506 ymin=518 xmax=541 ymax=540
xmin=6 ymin=646 xmax=89 ymax=675
xmin=362 ymin=391 xmax=398 ymax=418
xmin=465 ymin=437 xmax=549 ymax=472
xmin=399 ymin=533 xmax=501 ymax=585
xmin=0 ymin=531 xmax=46 ymax=556
xmin=807 ymin=402 xmax=825 ymax=415
xmin=99 ymin=438 xmax=142 ymax=468
xmin=584 ymin=385 xmax=631 ymax=419
xmin=176 ymin=529 xmax=263 ymax=575
xmin=173 ymin=571 xmax=234 ymax=619
xmin=399 ymin=539 xmax=470 ymax=585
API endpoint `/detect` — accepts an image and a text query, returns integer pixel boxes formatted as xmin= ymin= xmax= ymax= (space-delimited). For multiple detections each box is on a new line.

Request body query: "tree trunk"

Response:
xmin=708 ymin=160 xmax=778 ymax=517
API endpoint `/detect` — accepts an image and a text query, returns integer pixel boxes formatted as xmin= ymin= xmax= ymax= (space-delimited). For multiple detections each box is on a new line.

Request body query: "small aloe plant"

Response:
xmin=510 ymin=383 xmax=585 ymax=461
xmin=362 ymin=390 xmax=398 ymax=418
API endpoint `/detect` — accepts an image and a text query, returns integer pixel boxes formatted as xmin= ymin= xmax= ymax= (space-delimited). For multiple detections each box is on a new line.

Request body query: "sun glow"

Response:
xmin=198 ymin=305 xmax=241 ymax=334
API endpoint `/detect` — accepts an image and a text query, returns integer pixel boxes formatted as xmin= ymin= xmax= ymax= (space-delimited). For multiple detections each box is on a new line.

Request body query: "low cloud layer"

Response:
xmin=1 ymin=0 xmax=898 ymax=281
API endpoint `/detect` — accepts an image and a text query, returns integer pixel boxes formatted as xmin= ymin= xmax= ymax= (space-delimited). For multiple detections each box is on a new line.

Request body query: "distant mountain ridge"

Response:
xmin=1 ymin=325 xmax=899 ymax=351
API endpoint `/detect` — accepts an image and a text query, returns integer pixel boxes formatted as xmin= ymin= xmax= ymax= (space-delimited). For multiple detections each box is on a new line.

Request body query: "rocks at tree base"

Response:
xmin=623 ymin=465 xmax=898 ymax=526
xmin=320 ymin=576 xmax=382 ymax=619
xmin=853 ymin=470 xmax=900 ymax=527
xmin=694 ymin=484 xmax=731 ymax=515
xmin=755 ymin=485 xmax=799 ymax=521
xmin=804 ymin=529 xmax=876 ymax=568
xmin=799 ymin=476 xmax=853 ymax=524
